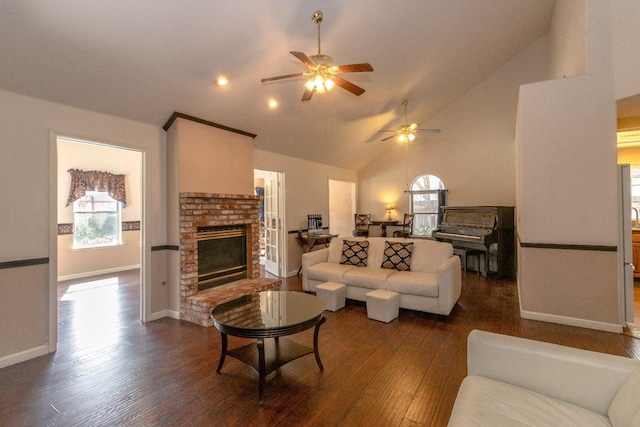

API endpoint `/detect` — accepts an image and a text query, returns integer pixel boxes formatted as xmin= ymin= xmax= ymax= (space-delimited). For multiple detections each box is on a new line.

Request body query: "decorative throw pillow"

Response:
xmin=340 ymin=240 xmax=369 ymax=267
xmin=381 ymin=241 xmax=413 ymax=271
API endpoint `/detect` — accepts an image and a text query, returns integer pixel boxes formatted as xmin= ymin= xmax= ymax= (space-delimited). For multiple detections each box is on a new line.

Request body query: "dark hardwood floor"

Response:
xmin=1 ymin=270 xmax=639 ymax=427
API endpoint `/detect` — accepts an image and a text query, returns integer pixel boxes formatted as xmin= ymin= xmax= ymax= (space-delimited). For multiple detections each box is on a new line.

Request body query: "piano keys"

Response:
xmin=432 ymin=206 xmax=515 ymax=278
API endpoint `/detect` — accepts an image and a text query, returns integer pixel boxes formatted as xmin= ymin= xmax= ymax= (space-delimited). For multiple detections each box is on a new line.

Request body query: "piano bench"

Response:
xmin=453 ymin=248 xmax=484 ymax=276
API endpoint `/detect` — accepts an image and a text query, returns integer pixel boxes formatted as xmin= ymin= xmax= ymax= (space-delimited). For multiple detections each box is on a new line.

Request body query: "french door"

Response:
xmin=256 ymin=169 xmax=285 ymax=277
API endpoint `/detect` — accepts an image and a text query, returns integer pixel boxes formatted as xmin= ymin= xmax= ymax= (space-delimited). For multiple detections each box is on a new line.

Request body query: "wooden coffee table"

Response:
xmin=211 ymin=291 xmax=326 ymax=404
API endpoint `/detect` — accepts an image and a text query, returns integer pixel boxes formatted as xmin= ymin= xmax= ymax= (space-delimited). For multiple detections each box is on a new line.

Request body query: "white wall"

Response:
xmin=612 ymin=0 xmax=640 ymax=100
xmin=358 ymin=33 xmax=551 ymax=216
xmin=254 ymin=149 xmax=357 ymax=276
xmin=57 ymin=139 xmax=142 ymax=279
xmin=515 ymin=0 xmax=624 ymax=331
xmin=0 ymin=88 xmax=166 ymax=367
xmin=549 ymin=0 xmax=586 ymax=79
xmin=329 ymin=179 xmax=356 ymax=237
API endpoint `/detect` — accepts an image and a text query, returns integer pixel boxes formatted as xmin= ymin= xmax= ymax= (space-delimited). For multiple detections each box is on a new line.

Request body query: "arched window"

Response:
xmin=409 ymin=174 xmax=447 ymax=236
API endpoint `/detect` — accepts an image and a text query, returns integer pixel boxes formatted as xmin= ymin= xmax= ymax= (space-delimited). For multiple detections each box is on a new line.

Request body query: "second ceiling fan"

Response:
xmin=261 ymin=10 xmax=373 ymax=101
xmin=378 ymin=100 xmax=441 ymax=142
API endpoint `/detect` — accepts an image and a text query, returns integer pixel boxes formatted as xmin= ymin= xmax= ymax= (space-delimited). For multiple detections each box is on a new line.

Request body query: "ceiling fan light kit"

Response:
xmin=378 ymin=100 xmax=441 ymax=143
xmin=398 ymin=131 xmax=415 ymax=143
xmin=261 ymin=10 xmax=373 ymax=101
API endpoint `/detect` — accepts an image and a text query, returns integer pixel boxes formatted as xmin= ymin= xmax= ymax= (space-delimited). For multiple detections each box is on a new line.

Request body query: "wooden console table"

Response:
xmin=371 ymin=220 xmax=402 ymax=237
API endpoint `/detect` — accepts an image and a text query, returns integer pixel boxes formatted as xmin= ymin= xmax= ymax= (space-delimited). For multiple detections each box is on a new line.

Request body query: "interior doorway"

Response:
xmin=254 ymin=169 xmax=286 ymax=277
xmin=617 ymin=94 xmax=640 ymax=333
xmin=50 ymin=133 xmax=146 ymax=352
xmin=328 ymin=179 xmax=356 ymax=236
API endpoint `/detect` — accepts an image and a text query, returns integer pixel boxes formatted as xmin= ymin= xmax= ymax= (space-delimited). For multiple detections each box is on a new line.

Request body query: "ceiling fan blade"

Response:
xmin=416 ymin=128 xmax=442 ymax=133
xmin=380 ymin=134 xmax=397 ymax=142
xmin=377 ymin=130 xmax=397 ymax=133
xmin=301 ymin=87 xmax=314 ymax=102
xmin=331 ymin=76 xmax=365 ymax=96
xmin=261 ymin=73 xmax=305 ymax=83
xmin=335 ymin=63 xmax=374 ymax=73
xmin=290 ymin=51 xmax=316 ymax=67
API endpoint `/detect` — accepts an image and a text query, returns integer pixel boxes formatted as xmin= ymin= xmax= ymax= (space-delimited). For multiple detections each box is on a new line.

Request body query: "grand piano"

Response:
xmin=432 ymin=206 xmax=515 ymax=278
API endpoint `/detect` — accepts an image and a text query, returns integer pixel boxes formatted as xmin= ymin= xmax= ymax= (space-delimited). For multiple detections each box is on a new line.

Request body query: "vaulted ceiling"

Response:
xmin=0 ymin=1 xmax=555 ymax=170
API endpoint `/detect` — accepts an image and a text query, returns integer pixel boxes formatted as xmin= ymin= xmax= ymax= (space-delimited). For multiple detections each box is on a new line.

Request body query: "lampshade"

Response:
xmin=385 ymin=203 xmax=393 ymax=220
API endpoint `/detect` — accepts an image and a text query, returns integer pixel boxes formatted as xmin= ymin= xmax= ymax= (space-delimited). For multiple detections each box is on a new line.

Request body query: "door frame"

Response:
xmin=619 ymin=164 xmax=635 ymax=324
xmin=49 ymin=131 xmax=148 ymax=352
xmin=328 ymin=179 xmax=356 ymax=237
xmin=254 ymin=169 xmax=286 ymax=277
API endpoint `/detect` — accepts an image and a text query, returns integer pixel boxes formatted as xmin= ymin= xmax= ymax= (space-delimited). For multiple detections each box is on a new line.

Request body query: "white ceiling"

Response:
xmin=0 ymin=0 xmax=555 ymax=170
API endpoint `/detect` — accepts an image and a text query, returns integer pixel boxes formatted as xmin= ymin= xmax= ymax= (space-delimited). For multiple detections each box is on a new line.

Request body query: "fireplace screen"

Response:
xmin=197 ymin=225 xmax=248 ymax=291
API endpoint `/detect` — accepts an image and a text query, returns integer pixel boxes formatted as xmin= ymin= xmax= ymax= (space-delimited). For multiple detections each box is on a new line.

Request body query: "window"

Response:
xmin=73 ymin=191 xmax=122 ymax=248
xmin=409 ymin=174 xmax=446 ymax=237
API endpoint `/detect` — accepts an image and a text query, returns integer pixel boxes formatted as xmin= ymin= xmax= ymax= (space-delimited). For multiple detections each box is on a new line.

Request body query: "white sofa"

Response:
xmin=449 ymin=330 xmax=640 ymax=426
xmin=301 ymin=236 xmax=461 ymax=316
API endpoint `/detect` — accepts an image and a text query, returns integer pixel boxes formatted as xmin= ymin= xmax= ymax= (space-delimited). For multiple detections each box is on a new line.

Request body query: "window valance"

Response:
xmin=66 ymin=169 xmax=127 ymax=207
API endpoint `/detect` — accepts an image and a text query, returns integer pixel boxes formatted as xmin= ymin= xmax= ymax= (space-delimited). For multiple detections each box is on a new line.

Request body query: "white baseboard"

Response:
xmin=58 ymin=264 xmax=140 ymax=282
xmin=0 ymin=345 xmax=50 ymax=369
xmin=147 ymin=309 xmax=180 ymax=321
xmin=166 ymin=310 xmax=180 ymax=320
xmin=520 ymin=309 xmax=623 ymax=333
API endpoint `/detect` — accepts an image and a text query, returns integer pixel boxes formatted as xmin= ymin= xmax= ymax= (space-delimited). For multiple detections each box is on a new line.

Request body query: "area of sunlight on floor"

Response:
xmin=60 ymin=276 xmax=123 ymax=347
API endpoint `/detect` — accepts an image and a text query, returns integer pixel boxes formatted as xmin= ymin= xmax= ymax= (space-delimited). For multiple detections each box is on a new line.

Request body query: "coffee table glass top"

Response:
xmin=212 ymin=291 xmax=325 ymax=337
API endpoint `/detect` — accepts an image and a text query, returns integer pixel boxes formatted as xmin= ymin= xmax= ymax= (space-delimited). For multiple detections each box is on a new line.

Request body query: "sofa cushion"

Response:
xmin=449 ymin=375 xmax=611 ymax=427
xmin=385 ymin=271 xmax=438 ymax=297
xmin=608 ymin=367 xmax=640 ymax=427
xmin=308 ymin=262 xmax=356 ymax=283
xmin=381 ymin=241 xmax=413 ymax=271
xmin=410 ymin=239 xmax=454 ymax=273
xmin=342 ymin=267 xmax=396 ymax=290
xmin=340 ymin=240 xmax=369 ymax=267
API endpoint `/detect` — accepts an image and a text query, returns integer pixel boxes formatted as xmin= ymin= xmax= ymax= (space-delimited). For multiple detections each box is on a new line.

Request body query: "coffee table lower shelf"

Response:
xmin=224 ymin=337 xmax=316 ymax=376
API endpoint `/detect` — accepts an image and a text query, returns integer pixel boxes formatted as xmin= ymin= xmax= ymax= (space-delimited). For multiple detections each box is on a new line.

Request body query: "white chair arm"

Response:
xmin=301 ymin=248 xmax=329 ymax=291
xmin=467 ymin=330 xmax=640 ymax=415
xmin=437 ymin=255 xmax=462 ymax=315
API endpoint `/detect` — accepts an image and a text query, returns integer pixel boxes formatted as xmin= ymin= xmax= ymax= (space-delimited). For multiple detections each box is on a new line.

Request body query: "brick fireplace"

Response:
xmin=179 ymin=192 xmax=261 ymax=322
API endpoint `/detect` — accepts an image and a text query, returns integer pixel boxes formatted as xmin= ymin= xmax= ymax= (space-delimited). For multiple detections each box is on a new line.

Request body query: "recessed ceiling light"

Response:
xmin=268 ymin=99 xmax=278 ymax=108
xmin=216 ymin=75 xmax=229 ymax=86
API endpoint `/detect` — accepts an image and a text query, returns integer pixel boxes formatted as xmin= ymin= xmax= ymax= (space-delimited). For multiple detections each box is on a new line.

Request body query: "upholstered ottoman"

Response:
xmin=365 ymin=289 xmax=400 ymax=323
xmin=316 ymin=281 xmax=346 ymax=311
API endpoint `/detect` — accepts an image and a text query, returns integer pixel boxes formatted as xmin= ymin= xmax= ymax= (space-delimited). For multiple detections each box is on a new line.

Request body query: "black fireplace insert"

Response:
xmin=197 ymin=225 xmax=248 ymax=291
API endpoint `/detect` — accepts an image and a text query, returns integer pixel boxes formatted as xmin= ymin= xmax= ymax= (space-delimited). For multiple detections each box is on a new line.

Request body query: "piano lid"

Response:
xmin=440 ymin=207 xmax=497 ymax=228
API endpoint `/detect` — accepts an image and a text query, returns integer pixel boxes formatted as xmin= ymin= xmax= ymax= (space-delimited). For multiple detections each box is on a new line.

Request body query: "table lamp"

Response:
xmin=386 ymin=203 xmax=394 ymax=221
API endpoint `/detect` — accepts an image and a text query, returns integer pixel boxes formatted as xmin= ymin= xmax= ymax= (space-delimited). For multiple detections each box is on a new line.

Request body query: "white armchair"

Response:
xmin=449 ymin=330 xmax=640 ymax=426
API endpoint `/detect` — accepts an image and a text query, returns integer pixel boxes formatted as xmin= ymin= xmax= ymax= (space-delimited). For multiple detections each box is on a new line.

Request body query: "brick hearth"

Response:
xmin=183 ymin=277 xmax=281 ymax=326
xmin=179 ymin=192 xmax=279 ymax=326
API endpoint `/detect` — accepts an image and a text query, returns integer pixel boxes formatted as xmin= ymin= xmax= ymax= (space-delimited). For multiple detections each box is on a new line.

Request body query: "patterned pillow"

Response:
xmin=381 ymin=241 xmax=413 ymax=271
xmin=340 ymin=240 xmax=369 ymax=267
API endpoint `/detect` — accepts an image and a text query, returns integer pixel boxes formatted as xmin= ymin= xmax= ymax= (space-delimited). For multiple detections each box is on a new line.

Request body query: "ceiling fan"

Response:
xmin=378 ymin=100 xmax=441 ymax=142
xmin=260 ymin=10 xmax=373 ymax=101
